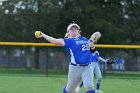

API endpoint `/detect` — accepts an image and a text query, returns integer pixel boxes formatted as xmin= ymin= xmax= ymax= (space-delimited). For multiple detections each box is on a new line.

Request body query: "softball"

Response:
xmin=35 ymin=31 xmax=41 ymax=38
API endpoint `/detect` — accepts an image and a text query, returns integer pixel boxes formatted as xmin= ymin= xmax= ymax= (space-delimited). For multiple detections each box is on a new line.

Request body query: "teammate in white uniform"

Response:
xmin=36 ymin=23 xmax=96 ymax=93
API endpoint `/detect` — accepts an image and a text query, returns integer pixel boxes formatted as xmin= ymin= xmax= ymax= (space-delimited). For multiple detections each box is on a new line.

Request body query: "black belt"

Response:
xmin=70 ymin=63 xmax=90 ymax=67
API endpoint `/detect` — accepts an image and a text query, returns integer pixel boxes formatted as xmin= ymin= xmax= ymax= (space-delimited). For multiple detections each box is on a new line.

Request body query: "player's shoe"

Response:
xmin=75 ymin=87 xmax=80 ymax=93
xmin=95 ymin=90 xmax=103 ymax=93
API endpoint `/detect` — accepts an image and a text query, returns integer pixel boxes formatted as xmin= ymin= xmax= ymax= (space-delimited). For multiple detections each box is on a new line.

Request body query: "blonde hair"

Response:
xmin=64 ymin=33 xmax=69 ymax=38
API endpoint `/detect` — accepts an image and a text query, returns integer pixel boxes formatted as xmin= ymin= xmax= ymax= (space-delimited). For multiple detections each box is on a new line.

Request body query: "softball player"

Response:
xmin=36 ymin=23 xmax=96 ymax=93
xmin=75 ymin=49 xmax=107 ymax=93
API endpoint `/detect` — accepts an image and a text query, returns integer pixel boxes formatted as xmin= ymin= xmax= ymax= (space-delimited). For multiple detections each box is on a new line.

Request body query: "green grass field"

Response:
xmin=0 ymin=68 xmax=140 ymax=93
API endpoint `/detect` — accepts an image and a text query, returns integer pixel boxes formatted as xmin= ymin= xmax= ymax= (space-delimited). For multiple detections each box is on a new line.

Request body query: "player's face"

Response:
xmin=68 ymin=26 xmax=79 ymax=38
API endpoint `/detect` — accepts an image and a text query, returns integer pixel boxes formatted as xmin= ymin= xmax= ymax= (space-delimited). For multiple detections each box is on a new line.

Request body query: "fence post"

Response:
xmin=46 ymin=47 xmax=49 ymax=76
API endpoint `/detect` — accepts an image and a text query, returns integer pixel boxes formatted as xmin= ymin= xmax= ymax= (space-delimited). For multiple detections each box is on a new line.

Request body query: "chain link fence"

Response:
xmin=0 ymin=46 xmax=140 ymax=73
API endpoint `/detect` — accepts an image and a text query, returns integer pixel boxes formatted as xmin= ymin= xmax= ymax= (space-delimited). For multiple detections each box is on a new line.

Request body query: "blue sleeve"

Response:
xmin=64 ymin=38 xmax=71 ymax=48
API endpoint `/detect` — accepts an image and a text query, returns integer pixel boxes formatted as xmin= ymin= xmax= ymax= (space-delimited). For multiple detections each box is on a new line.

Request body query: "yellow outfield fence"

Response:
xmin=0 ymin=42 xmax=140 ymax=71
xmin=0 ymin=42 xmax=57 ymax=47
xmin=0 ymin=42 xmax=140 ymax=49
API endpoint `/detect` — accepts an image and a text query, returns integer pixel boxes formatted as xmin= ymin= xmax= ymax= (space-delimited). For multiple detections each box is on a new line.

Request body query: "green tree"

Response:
xmin=0 ymin=0 xmax=140 ymax=44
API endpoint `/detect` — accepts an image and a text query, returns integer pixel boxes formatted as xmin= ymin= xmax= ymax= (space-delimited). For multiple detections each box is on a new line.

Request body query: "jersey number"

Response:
xmin=82 ymin=44 xmax=90 ymax=51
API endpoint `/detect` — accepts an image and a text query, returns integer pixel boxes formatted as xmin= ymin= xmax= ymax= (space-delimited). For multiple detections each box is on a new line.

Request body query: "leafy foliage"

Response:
xmin=0 ymin=0 xmax=139 ymax=44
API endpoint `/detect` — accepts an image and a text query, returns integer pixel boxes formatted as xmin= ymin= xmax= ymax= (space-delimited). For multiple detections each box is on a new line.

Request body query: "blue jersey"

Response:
xmin=64 ymin=36 xmax=93 ymax=64
xmin=92 ymin=50 xmax=100 ymax=62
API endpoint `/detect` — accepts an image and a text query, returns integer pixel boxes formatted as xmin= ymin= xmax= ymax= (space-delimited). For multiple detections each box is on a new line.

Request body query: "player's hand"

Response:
xmin=106 ymin=57 xmax=116 ymax=64
xmin=35 ymin=31 xmax=43 ymax=38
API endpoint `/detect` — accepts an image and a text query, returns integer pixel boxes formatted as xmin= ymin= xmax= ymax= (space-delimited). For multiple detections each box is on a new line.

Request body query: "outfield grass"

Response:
xmin=0 ymin=69 xmax=139 ymax=93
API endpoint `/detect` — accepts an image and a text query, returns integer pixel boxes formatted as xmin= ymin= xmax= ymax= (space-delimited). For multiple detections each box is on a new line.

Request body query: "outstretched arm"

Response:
xmin=99 ymin=57 xmax=116 ymax=64
xmin=99 ymin=56 xmax=107 ymax=63
xmin=35 ymin=31 xmax=65 ymax=46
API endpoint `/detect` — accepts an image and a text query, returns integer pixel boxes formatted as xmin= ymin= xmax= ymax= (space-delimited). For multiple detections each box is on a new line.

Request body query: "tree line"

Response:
xmin=0 ymin=0 xmax=140 ymax=44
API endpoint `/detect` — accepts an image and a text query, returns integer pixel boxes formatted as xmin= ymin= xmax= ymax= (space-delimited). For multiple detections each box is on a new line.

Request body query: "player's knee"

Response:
xmin=98 ymin=74 xmax=102 ymax=78
xmin=97 ymin=77 xmax=102 ymax=81
xmin=97 ymin=75 xmax=102 ymax=81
